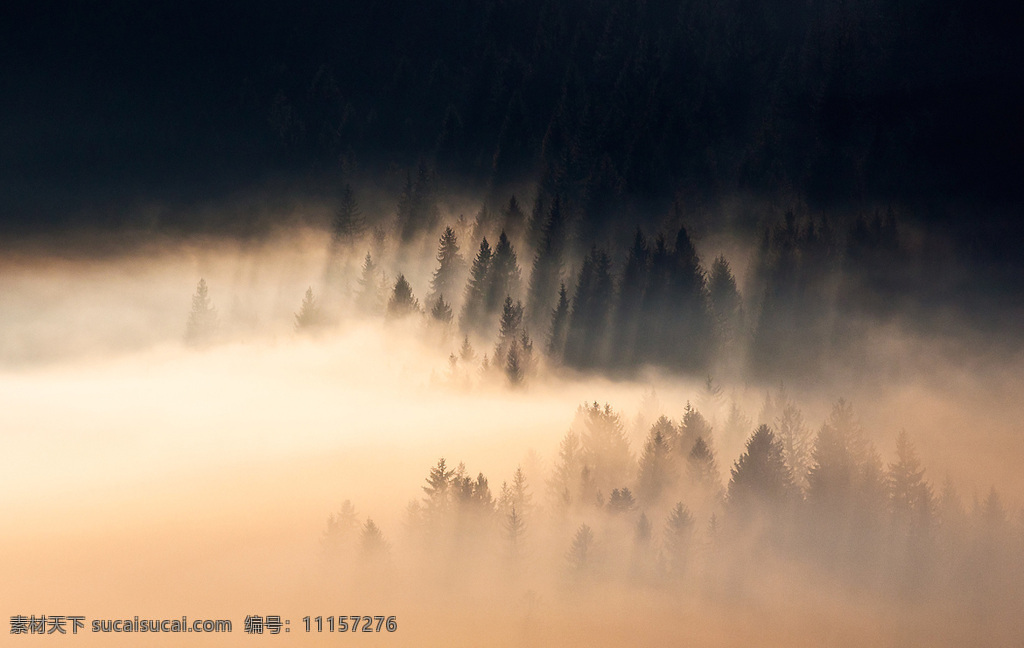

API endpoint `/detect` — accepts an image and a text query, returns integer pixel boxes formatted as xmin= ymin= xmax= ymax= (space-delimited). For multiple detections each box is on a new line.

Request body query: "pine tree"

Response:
xmin=526 ymin=195 xmax=566 ymax=331
xmin=430 ymin=294 xmax=453 ymax=325
xmin=360 ymin=518 xmax=390 ymax=559
xmin=566 ymin=523 xmax=595 ymax=574
xmin=546 ymin=282 xmax=571 ymax=361
xmin=331 ymin=183 xmax=365 ymax=244
xmin=563 ymin=247 xmax=613 ymax=368
xmin=501 ymin=195 xmax=527 ymax=248
xmin=776 ymin=401 xmax=812 ymax=493
xmin=322 ymin=500 xmax=359 ymax=559
xmin=607 ymin=487 xmax=637 ymax=514
xmin=728 ymin=424 xmax=795 ymax=516
xmin=185 ymin=278 xmax=218 ymax=345
xmin=494 ymin=297 xmax=524 ymax=364
xmin=576 ymin=402 xmax=633 ymax=496
xmin=459 ymin=238 xmax=492 ymax=335
xmin=386 ymin=274 xmax=420 ymax=318
xmin=423 ymin=458 xmax=455 ymax=516
xmin=611 ymin=228 xmax=650 ymax=366
xmin=664 ymin=503 xmax=695 ymax=578
xmin=687 ymin=437 xmax=721 ymax=494
xmin=505 ymin=340 xmax=524 ymax=386
xmin=888 ymin=430 xmax=932 ymax=527
xmin=485 ymin=230 xmax=522 ymax=316
xmin=428 ymin=226 xmax=466 ymax=305
xmin=295 ymin=286 xmax=326 ymax=331
xmin=665 ymin=225 xmax=712 ymax=370
xmin=707 ymin=254 xmax=744 ymax=358
xmin=637 ymin=421 xmax=676 ymax=505
xmin=548 ymin=430 xmax=583 ymax=511
xmin=504 ymin=504 xmax=527 ymax=566
xmin=459 ymin=336 xmax=476 ymax=364
xmin=356 ymin=253 xmax=384 ymax=315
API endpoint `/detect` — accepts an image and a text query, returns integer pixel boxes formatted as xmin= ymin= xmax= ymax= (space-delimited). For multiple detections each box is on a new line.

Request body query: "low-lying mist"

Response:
xmin=2 ymin=229 xmax=1022 ymax=647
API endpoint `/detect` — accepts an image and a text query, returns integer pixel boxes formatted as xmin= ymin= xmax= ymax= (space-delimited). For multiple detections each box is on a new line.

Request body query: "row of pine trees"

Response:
xmin=323 ymin=394 xmax=1023 ymax=607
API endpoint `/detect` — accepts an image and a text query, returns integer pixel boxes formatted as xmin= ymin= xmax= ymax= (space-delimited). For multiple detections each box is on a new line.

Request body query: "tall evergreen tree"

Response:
xmin=295 ymin=286 xmax=326 ymax=331
xmin=526 ymin=195 xmax=567 ymax=331
xmin=728 ymin=424 xmax=795 ymax=516
xmin=636 ymin=420 xmax=676 ymax=505
xmin=501 ymin=195 xmax=527 ymax=249
xmin=430 ymin=294 xmax=453 ymax=325
xmin=610 ymin=228 xmax=649 ymax=367
xmin=707 ymin=254 xmax=744 ymax=361
xmin=356 ymin=253 xmax=384 ymax=315
xmin=386 ymin=274 xmax=420 ymax=318
xmin=360 ymin=518 xmax=390 ymax=559
xmin=563 ymin=247 xmax=613 ymax=368
xmin=546 ymin=282 xmax=571 ymax=361
xmin=575 ymin=402 xmax=633 ymax=497
xmin=428 ymin=227 xmax=466 ymax=306
xmin=330 ymin=183 xmax=365 ymax=244
xmin=888 ymin=430 xmax=932 ymax=530
xmin=485 ymin=231 xmax=522 ymax=316
xmin=665 ymin=226 xmax=712 ymax=370
xmin=459 ymin=238 xmax=492 ymax=335
xmin=494 ymin=297 xmax=524 ymax=364
xmin=185 ymin=278 xmax=218 ymax=345
xmin=566 ymin=523 xmax=596 ymax=575
xmin=664 ymin=502 xmax=695 ymax=578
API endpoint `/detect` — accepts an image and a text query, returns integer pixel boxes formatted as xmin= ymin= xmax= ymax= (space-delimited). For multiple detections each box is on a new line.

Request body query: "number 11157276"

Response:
xmin=302 ymin=616 xmax=397 ymax=633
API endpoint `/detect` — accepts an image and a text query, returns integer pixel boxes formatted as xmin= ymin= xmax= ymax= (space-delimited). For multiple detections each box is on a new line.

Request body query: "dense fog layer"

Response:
xmin=2 ymin=217 xmax=1022 ymax=646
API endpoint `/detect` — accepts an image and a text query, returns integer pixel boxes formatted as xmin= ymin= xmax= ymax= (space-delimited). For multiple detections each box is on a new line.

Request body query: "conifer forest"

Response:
xmin=2 ymin=1 xmax=1023 ymax=645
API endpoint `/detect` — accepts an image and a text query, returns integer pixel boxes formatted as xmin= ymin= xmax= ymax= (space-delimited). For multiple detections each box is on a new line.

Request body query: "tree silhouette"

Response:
xmin=637 ymin=420 xmax=676 ymax=505
xmin=360 ymin=518 xmax=391 ymax=559
xmin=356 ymin=253 xmax=384 ymax=315
xmin=888 ymin=430 xmax=932 ymax=526
xmin=728 ymin=424 xmax=795 ymax=517
xmin=295 ymin=286 xmax=326 ymax=331
xmin=546 ymin=282 xmax=571 ymax=360
xmin=664 ymin=502 xmax=695 ymax=578
xmin=494 ymin=297 xmax=524 ymax=365
xmin=185 ymin=278 xmax=218 ymax=345
xmin=322 ymin=500 xmax=359 ymax=560
xmin=386 ymin=274 xmax=420 ymax=318
xmin=526 ymin=195 xmax=566 ymax=331
xmin=460 ymin=237 xmax=492 ymax=335
xmin=428 ymin=226 xmax=466 ymax=306
xmin=331 ymin=183 xmax=365 ymax=244
xmin=607 ymin=487 xmax=637 ymax=514
xmin=430 ymin=294 xmax=453 ymax=325
xmin=566 ymin=523 xmax=595 ymax=574
xmin=484 ymin=230 xmax=522 ymax=317
xmin=576 ymin=402 xmax=633 ymax=497
xmin=505 ymin=340 xmax=524 ymax=386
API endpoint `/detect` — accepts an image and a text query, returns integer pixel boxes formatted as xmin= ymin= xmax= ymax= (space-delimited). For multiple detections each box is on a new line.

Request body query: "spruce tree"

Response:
xmin=356 ymin=253 xmax=384 ymax=315
xmin=295 ymin=286 xmax=326 ymax=331
xmin=386 ymin=274 xmax=419 ymax=318
xmin=526 ymin=195 xmax=566 ymax=331
xmin=331 ymin=183 xmax=365 ymax=244
xmin=185 ymin=278 xmax=218 ymax=345
xmin=547 ymin=282 xmax=571 ymax=361
xmin=664 ymin=503 xmax=695 ymax=578
xmin=485 ymin=230 xmax=522 ymax=316
xmin=459 ymin=238 xmax=492 ymax=335
xmin=611 ymin=228 xmax=649 ymax=366
xmin=428 ymin=226 xmax=466 ymax=305
xmin=430 ymin=294 xmax=453 ymax=325
xmin=728 ymin=424 xmax=795 ymax=515
xmin=494 ymin=297 xmax=524 ymax=364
